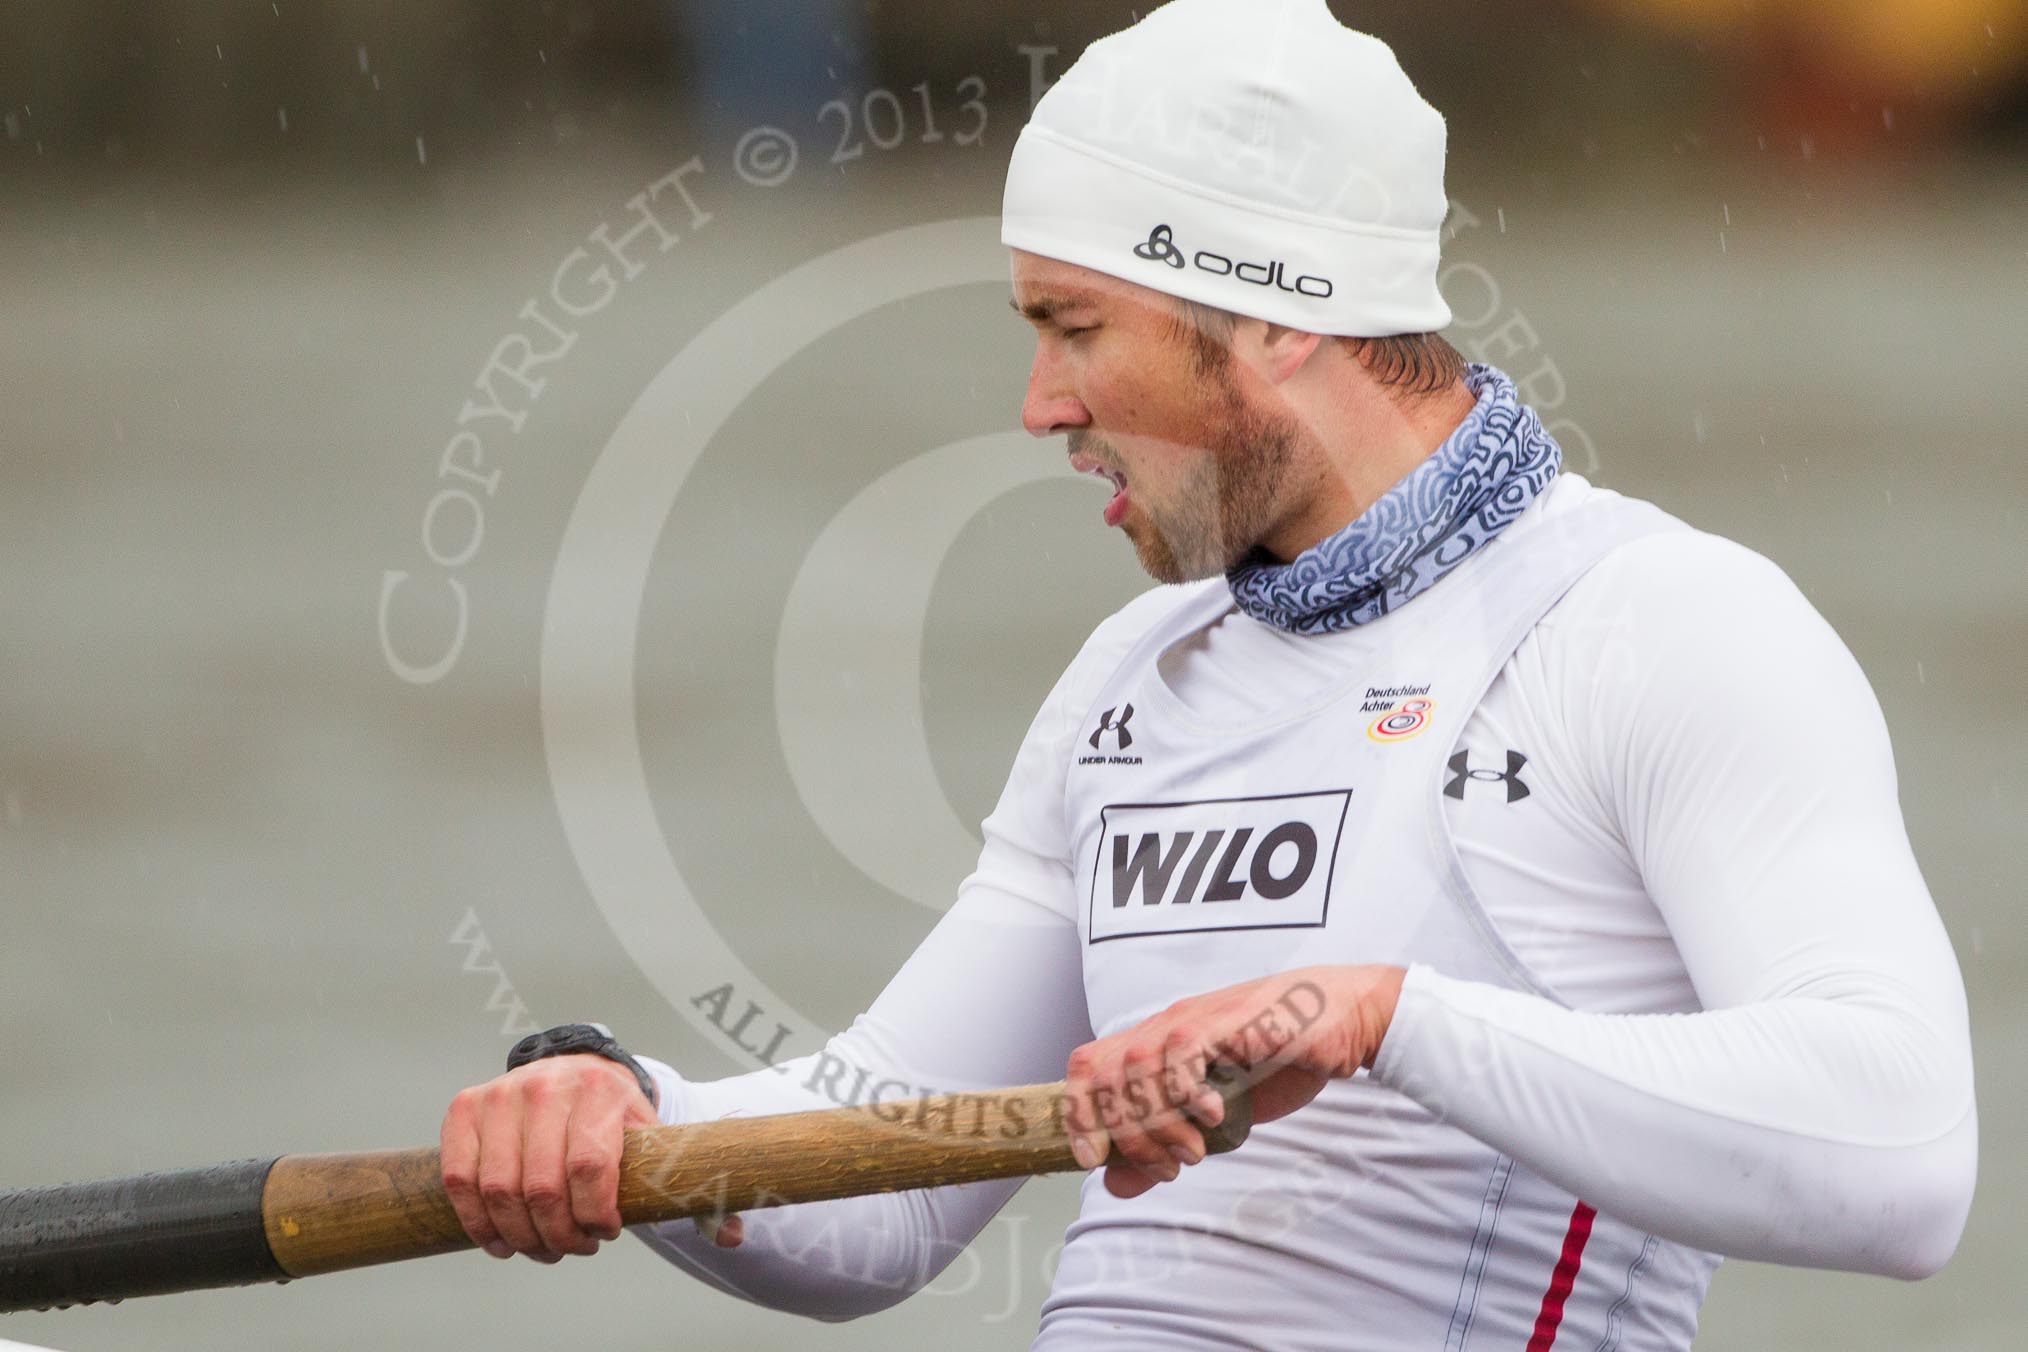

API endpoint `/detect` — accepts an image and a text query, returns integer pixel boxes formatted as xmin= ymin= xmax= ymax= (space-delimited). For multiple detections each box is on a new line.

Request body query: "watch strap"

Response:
xmin=505 ymin=1022 xmax=658 ymax=1110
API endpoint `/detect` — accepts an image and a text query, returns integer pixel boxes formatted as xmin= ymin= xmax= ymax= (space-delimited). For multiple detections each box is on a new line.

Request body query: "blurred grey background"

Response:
xmin=1 ymin=2 xmax=2023 ymax=1349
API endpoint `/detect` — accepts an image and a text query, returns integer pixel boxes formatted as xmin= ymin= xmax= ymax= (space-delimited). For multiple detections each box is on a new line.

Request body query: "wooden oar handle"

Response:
xmin=0 ymin=1069 xmax=1253 ymax=1311
xmin=618 ymin=1068 xmax=1252 ymax=1226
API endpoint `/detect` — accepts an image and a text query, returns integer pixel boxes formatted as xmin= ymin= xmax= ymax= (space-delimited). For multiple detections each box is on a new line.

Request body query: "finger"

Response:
xmin=1151 ymin=1028 xmax=1209 ymax=1166
xmin=476 ymin=1086 xmax=546 ymax=1256
xmin=1188 ymin=1076 xmax=1228 ymax=1132
xmin=1101 ymin=1048 xmax=1178 ymax=1183
xmin=1187 ymin=1054 xmax=1233 ymax=1132
xmin=1160 ymin=1026 xmax=1207 ymax=1111
xmin=1102 ymin=1158 xmax=1168 ymax=1200
xmin=1061 ymin=1047 xmax=1109 ymax=1170
xmin=564 ymin=1095 xmax=627 ymax=1242
xmin=691 ymin=1212 xmax=745 ymax=1248
xmin=440 ymin=1091 xmax=509 ymax=1257
xmin=521 ymin=1077 xmax=598 ymax=1256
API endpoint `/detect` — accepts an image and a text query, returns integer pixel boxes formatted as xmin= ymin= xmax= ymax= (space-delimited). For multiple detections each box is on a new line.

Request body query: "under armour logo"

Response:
xmin=1132 ymin=224 xmax=1184 ymax=268
xmin=1444 ymin=749 xmax=1530 ymax=803
xmin=1089 ymin=704 xmax=1136 ymax=750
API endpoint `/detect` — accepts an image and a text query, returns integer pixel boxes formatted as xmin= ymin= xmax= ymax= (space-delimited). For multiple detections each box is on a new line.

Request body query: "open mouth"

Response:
xmin=1070 ymin=452 xmax=1130 ymax=526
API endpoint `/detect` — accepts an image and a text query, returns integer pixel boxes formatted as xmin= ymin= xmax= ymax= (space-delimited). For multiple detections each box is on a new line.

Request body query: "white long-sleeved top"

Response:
xmin=633 ymin=473 xmax=1976 ymax=1346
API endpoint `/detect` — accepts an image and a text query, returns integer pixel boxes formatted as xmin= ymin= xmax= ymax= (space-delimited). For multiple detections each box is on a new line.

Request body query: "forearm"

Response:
xmin=631 ymin=1052 xmax=1024 ymax=1321
xmin=1381 ymin=530 xmax=1981 ymax=1278
xmin=619 ymin=602 xmax=1146 ymax=1315
xmin=626 ymin=872 xmax=1090 ymax=1319
xmin=1369 ymin=964 xmax=1978 ymax=1278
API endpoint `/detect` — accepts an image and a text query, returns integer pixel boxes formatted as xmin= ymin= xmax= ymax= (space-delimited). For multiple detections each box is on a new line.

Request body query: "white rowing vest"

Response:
xmin=1035 ymin=491 xmax=1713 ymax=1352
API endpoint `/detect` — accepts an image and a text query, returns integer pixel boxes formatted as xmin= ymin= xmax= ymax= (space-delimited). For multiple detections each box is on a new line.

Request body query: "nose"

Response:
xmin=1021 ymin=340 xmax=1088 ymax=439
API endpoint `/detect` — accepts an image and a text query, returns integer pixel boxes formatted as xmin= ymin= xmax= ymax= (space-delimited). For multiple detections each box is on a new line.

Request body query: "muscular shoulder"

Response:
xmin=1522 ymin=500 xmax=1897 ymax=888
xmin=1535 ymin=513 xmax=1865 ymax=720
xmin=1525 ymin=476 xmax=1811 ymax=644
xmin=1549 ymin=521 xmax=1809 ymax=635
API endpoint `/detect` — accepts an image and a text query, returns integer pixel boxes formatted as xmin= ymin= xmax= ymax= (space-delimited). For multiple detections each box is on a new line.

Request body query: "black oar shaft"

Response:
xmin=0 ymin=1157 xmax=284 ymax=1312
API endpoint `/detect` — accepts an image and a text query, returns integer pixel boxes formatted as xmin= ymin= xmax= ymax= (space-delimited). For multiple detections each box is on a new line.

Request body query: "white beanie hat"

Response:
xmin=1002 ymin=0 xmax=1451 ymax=337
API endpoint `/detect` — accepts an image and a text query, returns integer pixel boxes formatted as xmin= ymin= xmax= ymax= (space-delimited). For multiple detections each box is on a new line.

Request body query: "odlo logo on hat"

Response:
xmin=1131 ymin=223 xmax=1334 ymax=299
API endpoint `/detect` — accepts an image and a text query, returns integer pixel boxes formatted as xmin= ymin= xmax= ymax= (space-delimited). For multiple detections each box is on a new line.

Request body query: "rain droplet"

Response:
xmin=415 ymin=135 xmax=427 ymax=165
xmin=277 ymin=106 xmax=288 ymax=132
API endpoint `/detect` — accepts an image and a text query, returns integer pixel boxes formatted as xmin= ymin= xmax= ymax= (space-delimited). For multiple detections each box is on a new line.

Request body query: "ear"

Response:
xmin=1258 ymin=324 xmax=1325 ymax=385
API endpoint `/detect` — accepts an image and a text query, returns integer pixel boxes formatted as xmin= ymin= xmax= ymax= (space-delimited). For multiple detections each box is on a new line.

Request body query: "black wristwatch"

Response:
xmin=506 ymin=1022 xmax=658 ymax=1110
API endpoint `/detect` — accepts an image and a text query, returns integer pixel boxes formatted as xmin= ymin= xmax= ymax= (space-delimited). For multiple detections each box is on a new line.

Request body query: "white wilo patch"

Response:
xmin=1087 ymin=788 xmax=1351 ymax=942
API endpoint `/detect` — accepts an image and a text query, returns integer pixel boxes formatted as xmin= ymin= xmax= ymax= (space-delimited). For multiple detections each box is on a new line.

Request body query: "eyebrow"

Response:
xmin=1009 ymin=291 xmax=1102 ymax=322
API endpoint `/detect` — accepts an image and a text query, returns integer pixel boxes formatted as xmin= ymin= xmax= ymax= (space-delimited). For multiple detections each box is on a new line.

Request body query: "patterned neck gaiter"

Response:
xmin=1224 ymin=363 xmax=1562 ymax=635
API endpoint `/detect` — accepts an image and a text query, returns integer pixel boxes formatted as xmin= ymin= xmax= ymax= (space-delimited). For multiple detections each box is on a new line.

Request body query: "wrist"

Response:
xmin=635 ymin=1054 xmax=686 ymax=1125
xmin=1357 ymin=965 xmax=1407 ymax=1070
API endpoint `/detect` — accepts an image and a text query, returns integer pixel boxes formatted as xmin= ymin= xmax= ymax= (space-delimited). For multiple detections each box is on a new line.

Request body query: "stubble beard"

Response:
xmin=1124 ymin=363 xmax=1302 ymax=585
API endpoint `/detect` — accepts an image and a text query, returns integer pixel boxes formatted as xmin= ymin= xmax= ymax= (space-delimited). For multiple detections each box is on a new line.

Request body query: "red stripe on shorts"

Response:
xmin=1524 ymin=1200 xmax=1598 ymax=1352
